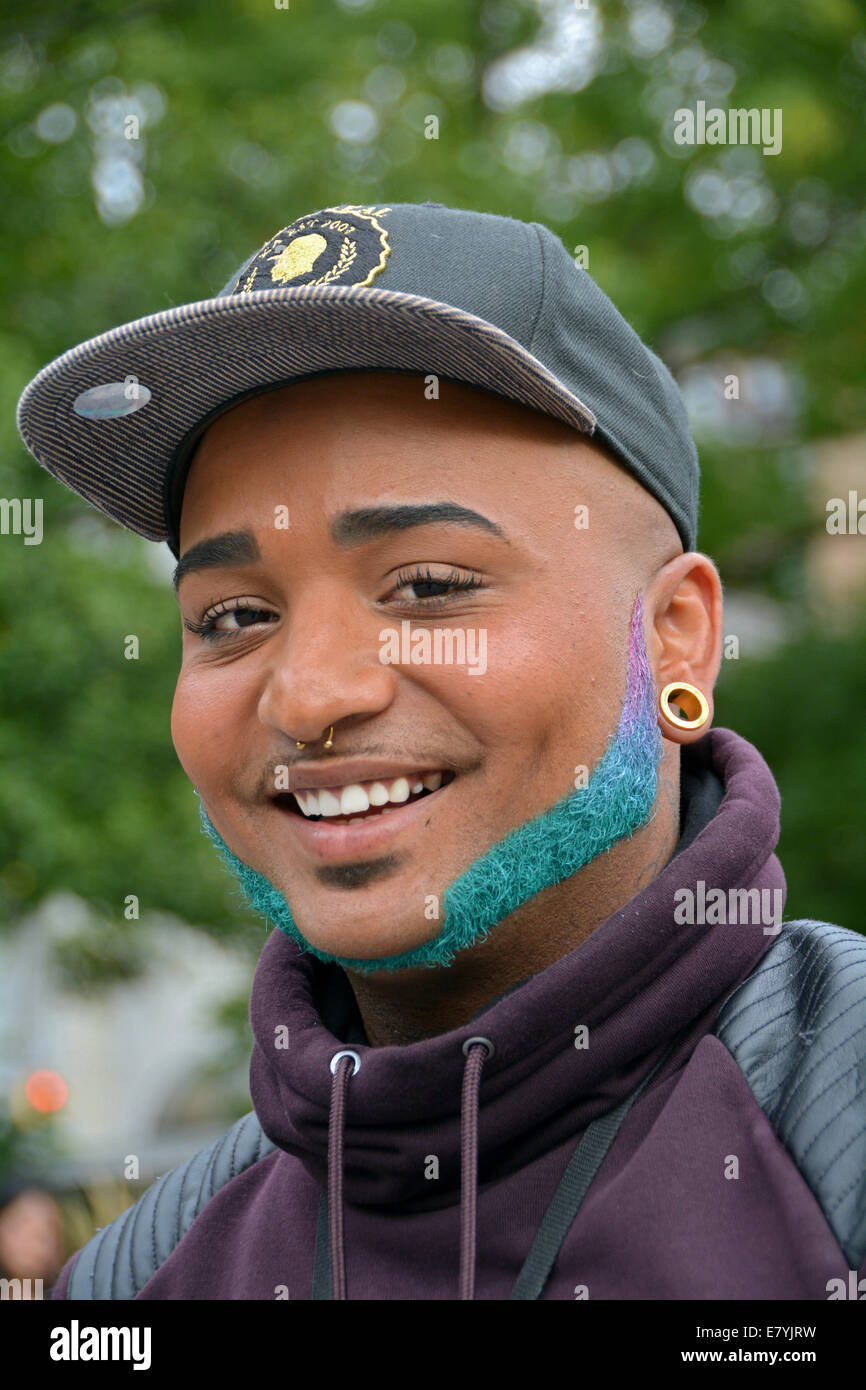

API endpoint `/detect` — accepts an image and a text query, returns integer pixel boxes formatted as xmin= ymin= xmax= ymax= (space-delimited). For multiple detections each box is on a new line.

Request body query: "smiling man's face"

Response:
xmin=171 ymin=371 xmax=701 ymax=975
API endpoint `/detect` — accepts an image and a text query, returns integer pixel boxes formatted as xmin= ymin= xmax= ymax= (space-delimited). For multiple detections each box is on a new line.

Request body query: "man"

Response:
xmin=16 ymin=202 xmax=866 ymax=1300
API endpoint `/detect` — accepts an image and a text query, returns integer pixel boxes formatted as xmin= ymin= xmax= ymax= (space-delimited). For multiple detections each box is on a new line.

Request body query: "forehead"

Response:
xmin=191 ymin=371 xmax=579 ymax=453
xmin=173 ymin=378 xmax=678 ymax=592
xmin=178 ymin=371 xmax=599 ymax=521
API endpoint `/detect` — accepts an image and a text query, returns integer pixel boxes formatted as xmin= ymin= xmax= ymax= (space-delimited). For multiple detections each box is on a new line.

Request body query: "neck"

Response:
xmin=348 ymin=755 xmax=681 ymax=1047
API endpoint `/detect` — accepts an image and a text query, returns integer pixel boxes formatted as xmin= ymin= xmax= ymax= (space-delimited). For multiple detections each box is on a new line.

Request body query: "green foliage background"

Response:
xmin=1 ymin=0 xmax=864 ymax=983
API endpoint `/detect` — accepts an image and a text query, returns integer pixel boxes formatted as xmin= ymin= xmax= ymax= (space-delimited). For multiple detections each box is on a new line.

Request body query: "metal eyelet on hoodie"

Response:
xmin=329 ymin=1049 xmax=362 ymax=1075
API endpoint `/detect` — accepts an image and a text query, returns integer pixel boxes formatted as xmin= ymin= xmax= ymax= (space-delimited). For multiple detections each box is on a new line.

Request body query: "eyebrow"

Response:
xmin=173 ymin=530 xmax=260 ymax=591
xmin=330 ymin=503 xmax=508 ymax=547
xmin=172 ymin=503 xmax=508 ymax=590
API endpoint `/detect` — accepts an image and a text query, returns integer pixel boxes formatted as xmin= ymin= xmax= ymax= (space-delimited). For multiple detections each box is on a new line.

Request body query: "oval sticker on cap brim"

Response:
xmin=73 ymin=380 xmax=152 ymax=419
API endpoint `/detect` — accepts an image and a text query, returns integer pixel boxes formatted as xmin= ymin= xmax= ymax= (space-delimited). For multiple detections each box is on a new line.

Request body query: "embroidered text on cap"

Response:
xmin=232 ymin=204 xmax=392 ymax=293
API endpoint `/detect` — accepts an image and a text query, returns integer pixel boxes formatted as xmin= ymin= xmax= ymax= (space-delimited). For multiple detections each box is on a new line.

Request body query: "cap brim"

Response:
xmin=16 ymin=283 xmax=596 ymax=547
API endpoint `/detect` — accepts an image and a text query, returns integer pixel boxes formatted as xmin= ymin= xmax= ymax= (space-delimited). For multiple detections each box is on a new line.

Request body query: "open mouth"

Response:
xmin=272 ymin=770 xmax=456 ymax=826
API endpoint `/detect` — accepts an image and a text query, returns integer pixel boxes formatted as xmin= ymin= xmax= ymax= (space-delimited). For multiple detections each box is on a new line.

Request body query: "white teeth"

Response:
xmin=340 ymin=784 xmax=370 ymax=815
xmin=317 ymin=788 xmax=342 ymax=816
xmin=388 ymin=777 xmax=410 ymax=803
xmin=290 ymin=771 xmax=450 ymax=818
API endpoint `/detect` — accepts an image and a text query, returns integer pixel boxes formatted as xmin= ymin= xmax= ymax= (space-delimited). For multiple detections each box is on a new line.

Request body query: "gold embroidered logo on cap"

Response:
xmin=234 ymin=205 xmax=392 ymax=293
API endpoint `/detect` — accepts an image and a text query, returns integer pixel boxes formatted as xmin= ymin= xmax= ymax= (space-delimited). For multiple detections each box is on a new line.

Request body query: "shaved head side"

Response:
xmin=550 ymin=425 xmax=685 ymax=603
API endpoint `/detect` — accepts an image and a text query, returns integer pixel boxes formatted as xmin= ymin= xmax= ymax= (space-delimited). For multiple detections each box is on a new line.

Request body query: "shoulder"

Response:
xmin=61 ymin=1110 xmax=276 ymax=1300
xmin=714 ymin=918 xmax=866 ymax=1269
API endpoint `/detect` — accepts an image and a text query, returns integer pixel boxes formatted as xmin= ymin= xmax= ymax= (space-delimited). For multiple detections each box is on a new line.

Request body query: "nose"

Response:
xmin=256 ymin=585 xmax=398 ymax=744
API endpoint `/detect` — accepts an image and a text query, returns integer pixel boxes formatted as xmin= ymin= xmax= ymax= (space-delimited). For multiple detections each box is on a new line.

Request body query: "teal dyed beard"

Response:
xmin=196 ymin=595 xmax=663 ymax=973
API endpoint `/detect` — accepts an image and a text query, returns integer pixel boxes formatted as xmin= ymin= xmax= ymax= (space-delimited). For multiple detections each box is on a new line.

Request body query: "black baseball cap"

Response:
xmin=16 ymin=201 xmax=699 ymax=557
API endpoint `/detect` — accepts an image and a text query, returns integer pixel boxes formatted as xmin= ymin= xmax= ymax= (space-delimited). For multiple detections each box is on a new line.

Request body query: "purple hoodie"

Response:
xmin=52 ymin=728 xmax=863 ymax=1299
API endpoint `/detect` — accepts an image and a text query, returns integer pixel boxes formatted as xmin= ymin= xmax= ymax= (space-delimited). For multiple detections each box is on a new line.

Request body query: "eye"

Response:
xmin=387 ymin=566 xmax=484 ymax=607
xmin=184 ymin=600 xmax=277 ymax=642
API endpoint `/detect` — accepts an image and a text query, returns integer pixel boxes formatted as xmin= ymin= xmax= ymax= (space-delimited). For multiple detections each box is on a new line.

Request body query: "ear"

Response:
xmin=644 ymin=552 xmax=723 ymax=746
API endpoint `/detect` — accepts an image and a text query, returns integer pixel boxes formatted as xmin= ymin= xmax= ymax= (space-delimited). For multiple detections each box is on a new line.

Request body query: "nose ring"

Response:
xmin=296 ymin=725 xmax=335 ymax=751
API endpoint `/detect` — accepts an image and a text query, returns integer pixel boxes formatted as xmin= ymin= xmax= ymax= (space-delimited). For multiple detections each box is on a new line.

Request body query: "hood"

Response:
xmin=249 ymin=728 xmax=785 ymax=1218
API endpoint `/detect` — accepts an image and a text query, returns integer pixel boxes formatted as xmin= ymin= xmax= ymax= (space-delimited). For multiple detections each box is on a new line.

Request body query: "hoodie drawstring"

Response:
xmin=327 ymin=1049 xmax=362 ymax=1300
xmin=459 ymin=1036 xmax=495 ymax=1300
xmin=325 ymin=1038 xmax=493 ymax=1301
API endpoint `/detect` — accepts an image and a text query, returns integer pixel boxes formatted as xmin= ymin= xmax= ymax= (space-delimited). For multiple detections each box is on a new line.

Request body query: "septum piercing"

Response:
xmin=296 ymin=725 xmax=334 ymax=751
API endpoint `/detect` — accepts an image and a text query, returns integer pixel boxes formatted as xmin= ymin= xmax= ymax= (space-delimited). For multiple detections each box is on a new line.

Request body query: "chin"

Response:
xmin=294 ymin=909 xmax=439 ymax=965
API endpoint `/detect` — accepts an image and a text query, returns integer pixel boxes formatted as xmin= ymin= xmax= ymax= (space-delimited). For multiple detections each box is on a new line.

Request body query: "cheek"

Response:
xmin=170 ymin=663 xmax=245 ymax=788
xmin=455 ymin=608 xmax=611 ymax=737
xmin=170 ymin=676 xmax=202 ymax=784
xmin=409 ymin=605 xmax=612 ymax=774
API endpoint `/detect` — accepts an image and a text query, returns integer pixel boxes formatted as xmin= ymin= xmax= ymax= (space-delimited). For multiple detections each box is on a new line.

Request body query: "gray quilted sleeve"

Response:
xmin=715 ymin=919 xmax=866 ymax=1270
xmin=65 ymin=1110 xmax=276 ymax=1299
